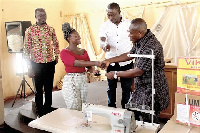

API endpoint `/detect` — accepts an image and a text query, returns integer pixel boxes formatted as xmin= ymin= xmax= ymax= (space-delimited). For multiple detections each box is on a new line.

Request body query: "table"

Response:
xmin=29 ymin=108 xmax=160 ymax=133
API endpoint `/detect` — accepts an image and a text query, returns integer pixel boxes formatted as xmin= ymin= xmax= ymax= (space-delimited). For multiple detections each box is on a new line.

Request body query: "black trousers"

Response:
xmin=107 ymin=62 xmax=133 ymax=108
xmin=31 ymin=61 xmax=56 ymax=116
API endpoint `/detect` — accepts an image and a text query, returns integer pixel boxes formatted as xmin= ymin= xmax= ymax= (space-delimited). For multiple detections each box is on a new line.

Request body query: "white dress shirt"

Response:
xmin=99 ymin=18 xmax=133 ymax=66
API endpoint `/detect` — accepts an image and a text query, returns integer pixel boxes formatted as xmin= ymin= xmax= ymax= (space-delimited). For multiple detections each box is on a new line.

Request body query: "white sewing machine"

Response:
xmin=28 ymin=105 xmax=160 ymax=133
xmin=82 ymin=103 xmax=136 ymax=133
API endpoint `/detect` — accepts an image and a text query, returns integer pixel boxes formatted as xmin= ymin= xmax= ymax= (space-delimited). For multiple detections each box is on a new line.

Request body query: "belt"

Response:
xmin=66 ymin=72 xmax=86 ymax=76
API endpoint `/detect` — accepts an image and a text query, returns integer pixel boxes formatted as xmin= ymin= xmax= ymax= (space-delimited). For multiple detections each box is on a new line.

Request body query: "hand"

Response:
xmin=105 ymin=71 xmax=115 ymax=80
xmin=93 ymin=70 xmax=101 ymax=76
xmin=95 ymin=61 xmax=101 ymax=67
xmin=28 ymin=67 xmax=35 ymax=78
xmin=103 ymin=44 xmax=110 ymax=52
xmin=100 ymin=60 xmax=110 ymax=70
xmin=55 ymin=56 xmax=59 ymax=64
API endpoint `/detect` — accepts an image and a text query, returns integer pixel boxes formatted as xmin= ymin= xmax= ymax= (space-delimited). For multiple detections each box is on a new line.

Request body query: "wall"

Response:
xmin=0 ymin=0 xmax=4 ymax=126
xmin=63 ymin=0 xmax=200 ymax=61
xmin=0 ymin=0 xmax=66 ymax=99
xmin=63 ymin=0 xmax=171 ymax=59
xmin=63 ymin=0 xmax=170 ymax=15
xmin=1 ymin=0 xmax=199 ymax=99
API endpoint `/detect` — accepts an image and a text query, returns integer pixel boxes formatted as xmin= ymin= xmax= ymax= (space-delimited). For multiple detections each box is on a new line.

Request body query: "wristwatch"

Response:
xmin=114 ymin=71 xmax=118 ymax=79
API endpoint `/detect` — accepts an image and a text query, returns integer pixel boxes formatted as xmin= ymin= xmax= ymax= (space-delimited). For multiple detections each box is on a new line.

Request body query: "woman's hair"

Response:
xmin=62 ymin=22 xmax=75 ymax=42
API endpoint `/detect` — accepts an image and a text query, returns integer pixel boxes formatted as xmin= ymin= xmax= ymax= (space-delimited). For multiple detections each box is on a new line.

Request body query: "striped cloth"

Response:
xmin=62 ymin=73 xmax=87 ymax=111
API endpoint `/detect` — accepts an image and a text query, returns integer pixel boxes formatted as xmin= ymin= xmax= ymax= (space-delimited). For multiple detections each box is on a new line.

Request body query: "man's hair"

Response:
xmin=107 ymin=2 xmax=120 ymax=12
xmin=131 ymin=18 xmax=147 ymax=32
xmin=35 ymin=8 xmax=45 ymax=16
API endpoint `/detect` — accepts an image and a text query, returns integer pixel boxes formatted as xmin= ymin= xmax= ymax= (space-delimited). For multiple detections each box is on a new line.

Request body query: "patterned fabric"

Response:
xmin=130 ymin=29 xmax=170 ymax=112
xmin=23 ymin=23 xmax=60 ymax=63
xmin=62 ymin=73 xmax=87 ymax=111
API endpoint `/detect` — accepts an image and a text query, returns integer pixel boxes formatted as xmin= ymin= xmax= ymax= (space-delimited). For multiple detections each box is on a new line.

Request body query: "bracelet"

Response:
xmin=114 ymin=71 xmax=118 ymax=79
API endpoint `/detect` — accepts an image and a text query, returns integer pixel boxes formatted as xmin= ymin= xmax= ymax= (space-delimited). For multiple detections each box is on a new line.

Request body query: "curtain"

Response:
xmin=64 ymin=8 xmax=144 ymax=80
xmin=151 ymin=3 xmax=200 ymax=63
xmin=67 ymin=14 xmax=97 ymax=61
xmin=64 ymin=7 xmax=145 ymax=61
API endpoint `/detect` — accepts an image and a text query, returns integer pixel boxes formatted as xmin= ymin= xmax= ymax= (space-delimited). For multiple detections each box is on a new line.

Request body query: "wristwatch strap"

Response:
xmin=114 ymin=71 xmax=118 ymax=79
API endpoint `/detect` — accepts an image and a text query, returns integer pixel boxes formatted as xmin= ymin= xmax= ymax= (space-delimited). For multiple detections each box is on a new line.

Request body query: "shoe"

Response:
xmin=36 ymin=112 xmax=43 ymax=118
xmin=43 ymin=107 xmax=56 ymax=115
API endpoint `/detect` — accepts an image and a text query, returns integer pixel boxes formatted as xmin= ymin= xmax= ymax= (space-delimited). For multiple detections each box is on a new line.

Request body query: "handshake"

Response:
xmin=95 ymin=60 xmax=110 ymax=70
xmin=93 ymin=60 xmax=116 ymax=80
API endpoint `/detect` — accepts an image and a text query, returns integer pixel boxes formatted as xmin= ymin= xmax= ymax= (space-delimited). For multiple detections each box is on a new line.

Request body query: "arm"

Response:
xmin=74 ymin=50 xmax=101 ymax=67
xmin=101 ymin=52 xmax=133 ymax=69
xmin=23 ymin=29 xmax=31 ymax=62
xmin=74 ymin=60 xmax=100 ymax=67
xmin=106 ymin=52 xmax=132 ymax=63
xmin=23 ymin=29 xmax=35 ymax=78
xmin=117 ymin=67 xmax=144 ymax=78
xmin=52 ymin=28 xmax=60 ymax=63
xmin=99 ymin=23 xmax=110 ymax=52
xmin=100 ymin=37 xmax=110 ymax=52
xmin=61 ymin=49 xmax=101 ymax=68
xmin=74 ymin=60 xmax=100 ymax=75
xmin=105 ymin=67 xmax=144 ymax=79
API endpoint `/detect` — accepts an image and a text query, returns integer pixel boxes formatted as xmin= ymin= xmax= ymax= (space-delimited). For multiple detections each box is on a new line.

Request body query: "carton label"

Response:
xmin=177 ymin=57 xmax=200 ymax=95
xmin=176 ymin=103 xmax=200 ymax=126
xmin=184 ymin=98 xmax=200 ymax=106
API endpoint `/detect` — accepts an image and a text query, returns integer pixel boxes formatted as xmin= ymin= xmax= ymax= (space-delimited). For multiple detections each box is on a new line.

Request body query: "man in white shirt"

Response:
xmin=99 ymin=2 xmax=133 ymax=108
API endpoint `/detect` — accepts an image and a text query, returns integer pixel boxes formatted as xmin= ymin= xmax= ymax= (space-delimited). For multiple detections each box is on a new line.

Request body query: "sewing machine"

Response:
xmin=82 ymin=103 xmax=136 ymax=133
xmin=28 ymin=106 xmax=160 ymax=133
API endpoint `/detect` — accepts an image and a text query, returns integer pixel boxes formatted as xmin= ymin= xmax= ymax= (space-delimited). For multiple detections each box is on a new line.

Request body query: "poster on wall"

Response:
xmin=177 ymin=57 xmax=200 ymax=96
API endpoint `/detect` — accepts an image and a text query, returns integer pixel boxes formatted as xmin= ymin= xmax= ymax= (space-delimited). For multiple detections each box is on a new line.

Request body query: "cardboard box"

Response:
xmin=160 ymin=116 xmax=200 ymax=133
xmin=177 ymin=57 xmax=200 ymax=96
xmin=174 ymin=92 xmax=200 ymax=127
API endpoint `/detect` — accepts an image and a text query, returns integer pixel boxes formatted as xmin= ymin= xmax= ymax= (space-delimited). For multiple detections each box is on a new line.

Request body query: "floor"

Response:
xmin=1 ymin=92 xmax=35 ymax=133
xmin=0 ymin=80 xmax=168 ymax=132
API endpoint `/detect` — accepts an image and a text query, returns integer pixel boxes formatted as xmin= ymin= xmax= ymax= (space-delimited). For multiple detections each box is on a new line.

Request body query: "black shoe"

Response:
xmin=36 ymin=113 xmax=43 ymax=118
xmin=43 ymin=107 xmax=56 ymax=115
xmin=36 ymin=110 xmax=43 ymax=118
xmin=108 ymin=103 xmax=116 ymax=108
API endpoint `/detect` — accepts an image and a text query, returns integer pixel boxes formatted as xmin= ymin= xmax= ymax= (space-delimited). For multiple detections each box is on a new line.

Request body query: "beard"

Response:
xmin=41 ymin=20 xmax=46 ymax=25
xmin=37 ymin=19 xmax=46 ymax=25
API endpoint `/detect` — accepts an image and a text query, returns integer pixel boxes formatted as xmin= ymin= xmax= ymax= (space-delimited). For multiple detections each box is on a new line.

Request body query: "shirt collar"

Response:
xmin=108 ymin=17 xmax=124 ymax=25
xmin=35 ymin=22 xmax=48 ymax=28
xmin=137 ymin=29 xmax=152 ymax=46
